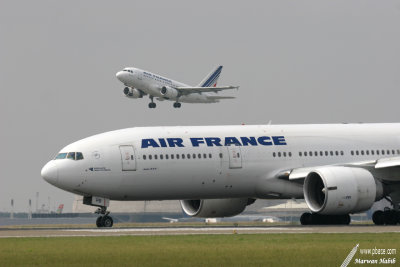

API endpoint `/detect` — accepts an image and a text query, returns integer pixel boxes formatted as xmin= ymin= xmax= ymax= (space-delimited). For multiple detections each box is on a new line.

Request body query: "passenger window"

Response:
xmin=382 ymin=150 xmax=385 ymax=155
xmin=149 ymin=155 xmax=152 ymax=160
xmin=131 ymin=155 xmax=134 ymax=160
xmin=203 ymin=153 xmax=207 ymax=158
xmin=182 ymin=154 xmax=185 ymax=159
xmin=288 ymin=152 xmax=292 ymax=157
xmin=387 ymin=150 xmax=390 ymax=155
xmin=278 ymin=152 xmax=281 ymax=157
xmin=198 ymin=154 xmax=201 ymax=158
xmin=371 ymin=150 xmax=374 ymax=155
xmin=273 ymin=152 xmax=276 ymax=157
xmin=351 ymin=151 xmax=354 ymax=156
xmin=314 ymin=151 xmax=318 ymax=156
xmin=376 ymin=150 xmax=380 ymax=155
xmin=356 ymin=151 xmax=359 ymax=156
xmin=187 ymin=154 xmax=190 ymax=159
xmin=171 ymin=154 xmax=174 ymax=159
xmin=335 ymin=151 xmax=338 ymax=156
xmin=237 ymin=153 xmax=240 ymax=158
xmin=166 ymin=154 xmax=169 ymax=160
xmin=176 ymin=154 xmax=180 ymax=159
xmin=219 ymin=153 xmax=223 ymax=158
xmin=361 ymin=151 xmax=364 ymax=155
xmin=330 ymin=151 xmax=333 ymax=156
xmin=160 ymin=155 xmax=163 ymax=160
xmin=55 ymin=153 xmax=67 ymax=160
xmin=320 ymin=151 xmax=323 ymax=156
xmin=392 ymin=150 xmax=395 ymax=155
xmin=67 ymin=152 xmax=76 ymax=160
xmin=209 ymin=153 xmax=212 ymax=158
xmin=299 ymin=152 xmax=302 ymax=157
xmin=397 ymin=150 xmax=400 ymax=155
xmin=143 ymin=155 xmax=147 ymax=160
xmin=155 ymin=155 xmax=158 ymax=160
xmin=325 ymin=151 xmax=328 ymax=156
xmin=309 ymin=151 xmax=312 ymax=157
xmin=193 ymin=154 xmax=196 ymax=159
xmin=76 ymin=152 xmax=84 ymax=160
xmin=366 ymin=150 xmax=369 ymax=155
xmin=304 ymin=152 xmax=308 ymax=156
xmin=340 ymin=151 xmax=344 ymax=156
xmin=283 ymin=152 xmax=287 ymax=157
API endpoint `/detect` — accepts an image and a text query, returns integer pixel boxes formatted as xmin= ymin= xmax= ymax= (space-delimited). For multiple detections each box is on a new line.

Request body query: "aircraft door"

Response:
xmin=227 ymin=146 xmax=242 ymax=169
xmin=119 ymin=145 xmax=137 ymax=171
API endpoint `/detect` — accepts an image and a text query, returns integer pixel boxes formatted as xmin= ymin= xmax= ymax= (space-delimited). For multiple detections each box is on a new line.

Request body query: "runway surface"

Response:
xmin=0 ymin=225 xmax=399 ymax=238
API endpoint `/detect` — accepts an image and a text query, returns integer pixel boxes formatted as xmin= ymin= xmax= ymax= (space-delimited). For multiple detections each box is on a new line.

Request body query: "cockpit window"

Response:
xmin=55 ymin=152 xmax=84 ymax=160
xmin=67 ymin=152 xmax=76 ymax=160
xmin=55 ymin=153 xmax=67 ymax=160
xmin=76 ymin=152 xmax=84 ymax=160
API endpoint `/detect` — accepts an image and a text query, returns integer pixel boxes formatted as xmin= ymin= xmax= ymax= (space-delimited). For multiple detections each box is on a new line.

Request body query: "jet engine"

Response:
xmin=303 ymin=167 xmax=383 ymax=215
xmin=123 ymin=87 xmax=141 ymax=98
xmin=180 ymin=198 xmax=255 ymax=217
xmin=160 ymin=86 xmax=178 ymax=99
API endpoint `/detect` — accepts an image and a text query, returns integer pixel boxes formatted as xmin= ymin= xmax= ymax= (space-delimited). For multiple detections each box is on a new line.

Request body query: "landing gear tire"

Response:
xmin=173 ymin=102 xmax=181 ymax=108
xmin=373 ymin=209 xmax=400 ymax=225
xmin=148 ymin=102 xmax=156 ymax=108
xmin=96 ymin=216 xmax=103 ymax=227
xmin=101 ymin=215 xmax=114 ymax=228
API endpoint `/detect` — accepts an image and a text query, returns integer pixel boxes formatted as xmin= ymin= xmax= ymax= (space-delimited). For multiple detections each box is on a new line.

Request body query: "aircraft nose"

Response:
xmin=116 ymin=71 xmax=125 ymax=81
xmin=41 ymin=161 xmax=59 ymax=185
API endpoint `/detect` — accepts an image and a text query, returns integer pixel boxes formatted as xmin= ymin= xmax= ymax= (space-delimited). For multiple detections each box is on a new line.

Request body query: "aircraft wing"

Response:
xmin=175 ymin=85 xmax=239 ymax=94
xmin=206 ymin=95 xmax=236 ymax=100
xmin=277 ymin=156 xmax=400 ymax=182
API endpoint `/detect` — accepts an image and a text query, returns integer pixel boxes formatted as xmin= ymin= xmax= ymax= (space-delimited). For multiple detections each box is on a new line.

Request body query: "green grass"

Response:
xmin=0 ymin=233 xmax=397 ymax=266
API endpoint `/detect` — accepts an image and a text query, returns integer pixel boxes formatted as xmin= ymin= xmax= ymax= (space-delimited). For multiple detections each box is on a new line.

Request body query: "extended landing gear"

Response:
xmin=95 ymin=206 xmax=114 ymax=228
xmin=300 ymin=212 xmax=351 ymax=225
xmin=372 ymin=208 xmax=400 ymax=225
xmin=148 ymin=96 xmax=156 ymax=108
xmin=173 ymin=102 xmax=181 ymax=108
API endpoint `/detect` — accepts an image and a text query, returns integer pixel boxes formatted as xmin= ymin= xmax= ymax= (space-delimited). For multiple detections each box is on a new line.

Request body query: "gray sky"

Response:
xmin=1 ymin=1 xmax=400 ymax=212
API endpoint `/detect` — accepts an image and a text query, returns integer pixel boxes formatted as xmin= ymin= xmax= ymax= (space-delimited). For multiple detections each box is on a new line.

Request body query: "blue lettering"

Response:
xmin=205 ymin=137 xmax=222 ymax=147
xmin=257 ymin=136 xmax=272 ymax=146
xmin=158 ymin=138 xmax=167 ymax=147
xmin=167 ymin=138 xmax=184 ymax=147
xmin=141 ymin=139 xmax=160 ymax=148
xmin=272 ymin=136 xmax=287 ymax=145
xmin=240 ymin=137 xmax=257 ymax=146
xmin=190 ymin=138 xmax=205 ymax=147
xmin=225 ymin=137 xmax=242 ymax=146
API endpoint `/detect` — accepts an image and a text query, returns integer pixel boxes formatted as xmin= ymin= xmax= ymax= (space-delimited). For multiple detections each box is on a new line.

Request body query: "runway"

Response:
xmin=0 ymin=225 xmax=399 ymax=238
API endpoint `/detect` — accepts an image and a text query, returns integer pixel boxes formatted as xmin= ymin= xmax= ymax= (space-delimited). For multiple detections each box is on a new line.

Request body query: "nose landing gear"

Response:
xmin=95 ymin=206 xmax=114 ymax=228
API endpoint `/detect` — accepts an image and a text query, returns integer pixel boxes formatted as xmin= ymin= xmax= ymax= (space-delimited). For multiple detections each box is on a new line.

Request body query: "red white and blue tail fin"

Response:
xmin=197 ymin=66 xmax=223 ymax=87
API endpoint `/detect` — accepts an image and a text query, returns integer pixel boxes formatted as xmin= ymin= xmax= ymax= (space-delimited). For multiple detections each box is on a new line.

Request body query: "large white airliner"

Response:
xmin=41 ymin=123 xmax=400 ymax=227
xmin=116 ymin=66 xmax=238 ymax=108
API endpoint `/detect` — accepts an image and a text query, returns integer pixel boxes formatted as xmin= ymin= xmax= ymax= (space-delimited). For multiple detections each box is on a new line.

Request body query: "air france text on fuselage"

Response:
xmin=141 ymin=136 xmax=287 ymax=148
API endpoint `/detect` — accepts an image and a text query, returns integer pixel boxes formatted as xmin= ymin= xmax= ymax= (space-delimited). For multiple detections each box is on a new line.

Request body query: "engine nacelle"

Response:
xmin=304 ymin=167 xmax=382 ymax=215
xmin=160 ymin=86 xmax=178 ymax=99
xmin=180 ymin=198 xmax=254 ymax=218
xmin=123 ymin=87 xmax=141 ymax=98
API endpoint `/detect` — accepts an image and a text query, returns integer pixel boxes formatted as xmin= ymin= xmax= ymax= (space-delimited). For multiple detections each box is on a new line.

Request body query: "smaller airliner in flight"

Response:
xmin=116 ymin=66 xmax=238 ymax=108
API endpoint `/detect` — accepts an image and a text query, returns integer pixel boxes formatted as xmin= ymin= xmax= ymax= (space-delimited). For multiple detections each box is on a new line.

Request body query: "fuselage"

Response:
xmin=116 ymin=67 xmax=218 ymax=103
xmin=41 ymin=123 xmax=400 ymax=202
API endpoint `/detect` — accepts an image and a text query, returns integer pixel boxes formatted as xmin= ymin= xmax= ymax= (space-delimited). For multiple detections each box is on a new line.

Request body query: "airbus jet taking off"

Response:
xmin=42 ymin=123 xmax=400 ymax=227
xmin=116 ymin=66 xmax=238 ymax=108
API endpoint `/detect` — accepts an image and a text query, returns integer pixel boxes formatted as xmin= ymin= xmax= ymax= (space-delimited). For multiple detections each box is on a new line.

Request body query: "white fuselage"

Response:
xmin=116 ymin=68 xmax=218 ymax=103
xmin=41 ymin=123 xmax=400 ymax=202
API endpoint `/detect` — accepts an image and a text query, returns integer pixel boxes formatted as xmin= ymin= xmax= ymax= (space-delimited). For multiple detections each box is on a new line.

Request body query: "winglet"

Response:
xmin=197 ymin=66 xmax=223 ymax=87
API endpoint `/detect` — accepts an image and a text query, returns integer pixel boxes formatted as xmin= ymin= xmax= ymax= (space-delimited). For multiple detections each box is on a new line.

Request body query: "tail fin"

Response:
xmin=197 ymin=66 xmax=223 ymax=87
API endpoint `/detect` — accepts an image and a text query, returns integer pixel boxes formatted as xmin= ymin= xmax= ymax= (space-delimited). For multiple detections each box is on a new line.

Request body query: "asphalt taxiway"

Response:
xmin=0 ymin=225 xmax=399 ymax=238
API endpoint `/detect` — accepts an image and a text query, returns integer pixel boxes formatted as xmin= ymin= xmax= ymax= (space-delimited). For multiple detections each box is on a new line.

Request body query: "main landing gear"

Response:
xmin=300 ymin=212 xmax=351 ymax=225
xmin=372 ymin=208 xmax=400 ymax=225
xmin=173 ymin=102 xmax=181 ymax=108
xmin=95 ymin=206 xmax=114 ymax=228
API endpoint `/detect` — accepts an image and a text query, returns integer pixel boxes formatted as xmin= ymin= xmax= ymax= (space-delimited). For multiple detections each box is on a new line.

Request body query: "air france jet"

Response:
xmin=116 ymin=66 xmax=238 ymax=108
xmin=41 ymin=123 xmax=400 ymax=227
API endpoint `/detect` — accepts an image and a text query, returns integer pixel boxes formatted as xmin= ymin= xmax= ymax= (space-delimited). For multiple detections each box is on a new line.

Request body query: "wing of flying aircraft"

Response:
xmin=175 ymin=85 xmax=239 ymax=95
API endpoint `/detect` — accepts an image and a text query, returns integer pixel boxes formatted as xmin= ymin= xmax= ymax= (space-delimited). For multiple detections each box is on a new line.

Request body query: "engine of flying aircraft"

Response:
xmin=123 ymin=87 xmax=142 ymax=98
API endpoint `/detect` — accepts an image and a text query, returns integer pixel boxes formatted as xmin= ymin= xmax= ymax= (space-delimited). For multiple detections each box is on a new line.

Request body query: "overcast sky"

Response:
xmin=1 ymin=1 xmax=400 ymax=212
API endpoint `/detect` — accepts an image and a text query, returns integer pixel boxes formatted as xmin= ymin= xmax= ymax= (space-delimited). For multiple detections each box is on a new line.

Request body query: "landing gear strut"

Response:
xmin=148 ymin=96 xmax=156 ymax=108
xmin=95 ymin=206 xmax=114 ymax=228
xmin=300 ymin=212 xmax=351 ymax=225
